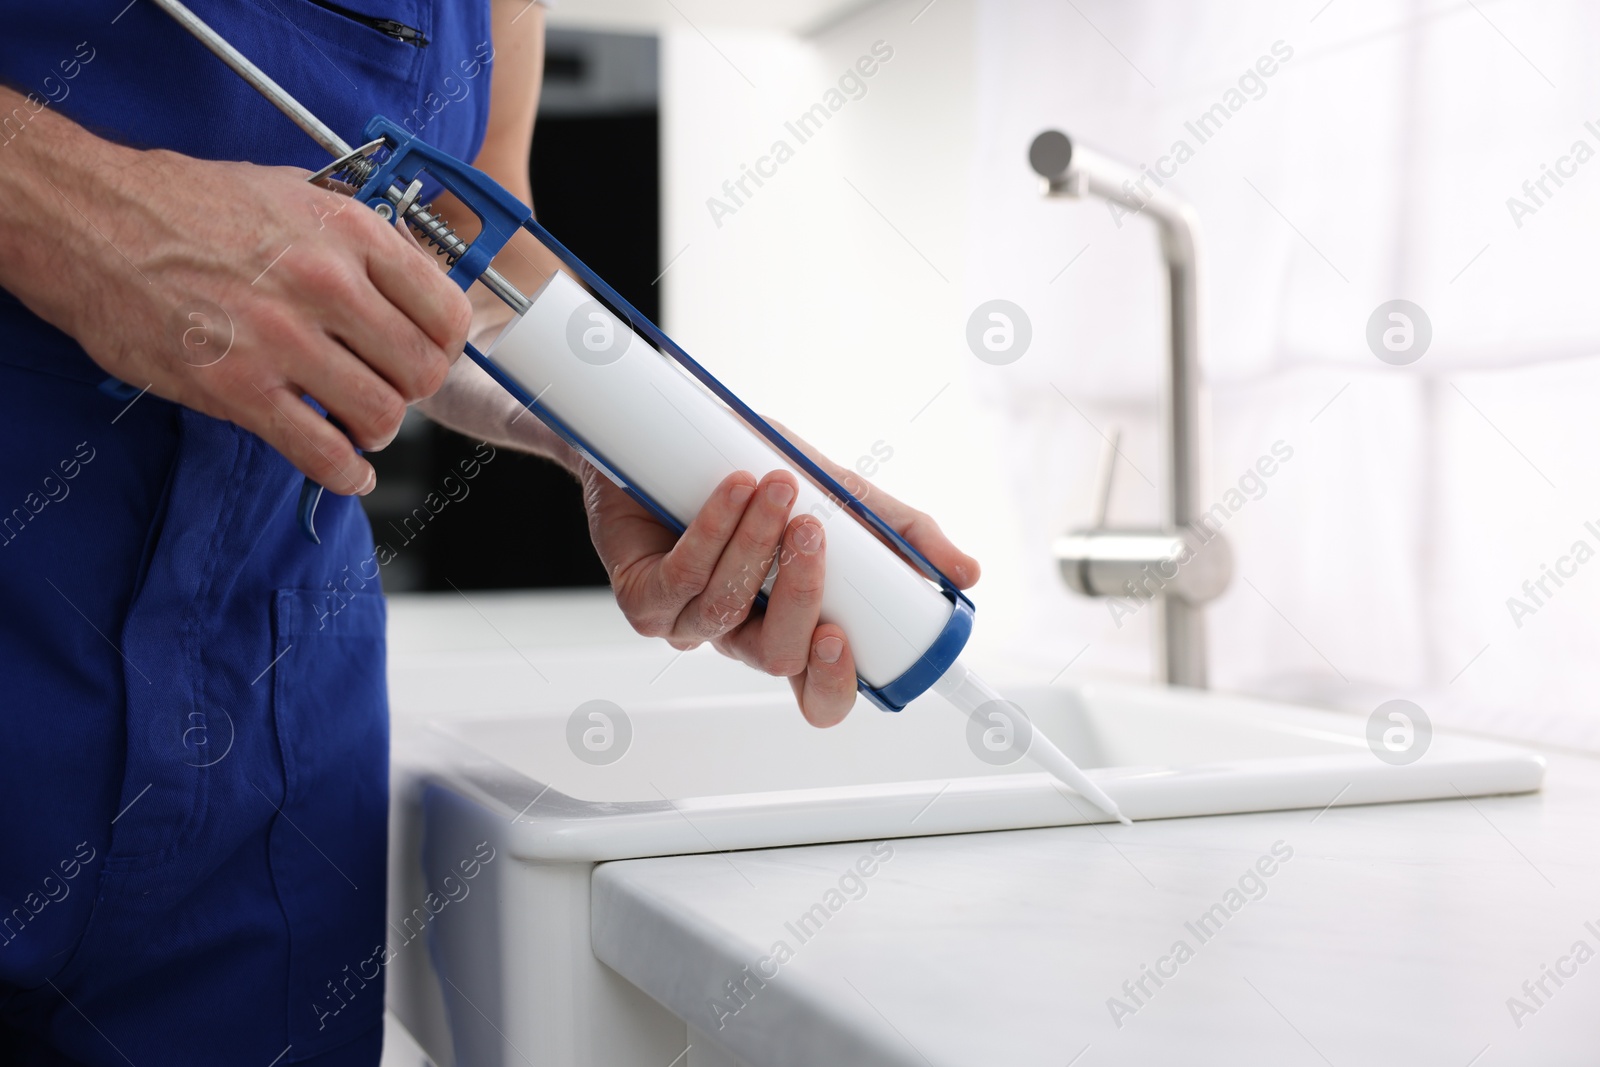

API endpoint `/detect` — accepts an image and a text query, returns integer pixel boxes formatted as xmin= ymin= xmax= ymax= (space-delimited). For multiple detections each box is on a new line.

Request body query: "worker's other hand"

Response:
xmin=579 ymin=448 xmax=980 ymax=728
xmin=64 ymin=151 xmax=472 ymax=495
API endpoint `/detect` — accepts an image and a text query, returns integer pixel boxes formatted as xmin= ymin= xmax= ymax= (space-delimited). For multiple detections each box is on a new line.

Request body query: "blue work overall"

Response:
xmin=0 ymin=3 xmax=490 ymax=1062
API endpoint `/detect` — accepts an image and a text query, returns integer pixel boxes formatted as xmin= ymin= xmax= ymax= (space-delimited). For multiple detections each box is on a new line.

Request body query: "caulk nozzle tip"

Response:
xmin=1116 ymin=814 xmax=1133 ymax=827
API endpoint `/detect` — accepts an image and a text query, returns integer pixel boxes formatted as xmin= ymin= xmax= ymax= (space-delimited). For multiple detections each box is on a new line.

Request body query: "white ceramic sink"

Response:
xmin=390 ymin=677 xmax=1543 ymax=1067
xmin=410 ymin=680 xmax=1544 ymax=862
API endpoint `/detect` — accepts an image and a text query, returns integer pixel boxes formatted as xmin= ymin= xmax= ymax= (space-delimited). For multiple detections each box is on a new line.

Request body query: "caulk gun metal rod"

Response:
xmin=148 ymin=0 xmax=353 ymax=160
xmin=474 ymin=264 xmax=532 ymax=315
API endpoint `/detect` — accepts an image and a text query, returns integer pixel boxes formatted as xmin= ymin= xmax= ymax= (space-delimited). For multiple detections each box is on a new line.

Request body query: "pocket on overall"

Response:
xmin=270 ymin=588 xmax=390 ymax=1057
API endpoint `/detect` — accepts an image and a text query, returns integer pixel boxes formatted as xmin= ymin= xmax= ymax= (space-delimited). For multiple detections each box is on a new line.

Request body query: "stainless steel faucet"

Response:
xmin=1028 ymin=130 xmax=1232 ymax=688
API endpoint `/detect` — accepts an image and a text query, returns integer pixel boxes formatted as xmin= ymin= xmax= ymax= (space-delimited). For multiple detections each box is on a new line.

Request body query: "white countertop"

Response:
xmin=593 ymin=751 xmax=1600 ymax=1067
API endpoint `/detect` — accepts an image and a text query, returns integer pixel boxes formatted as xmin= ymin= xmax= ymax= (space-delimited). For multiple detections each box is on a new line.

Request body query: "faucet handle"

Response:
xmin=1055 ymin=425 xmax=1232 ymax=606
xmin=1089 ymin=427 xmax=1120 ymax=530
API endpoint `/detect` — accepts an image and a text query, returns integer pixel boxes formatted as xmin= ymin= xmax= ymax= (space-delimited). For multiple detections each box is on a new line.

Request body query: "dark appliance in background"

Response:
xmin=362 ymin=30 xmax=660 ymax=593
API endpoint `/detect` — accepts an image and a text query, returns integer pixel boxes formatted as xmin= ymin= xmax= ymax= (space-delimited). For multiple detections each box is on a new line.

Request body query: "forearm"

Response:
xmin=420 ymin=347 xmax=579 ymax=470
xmin=414 ymin=231 xmax=572 ymax=466
xmin=0 ymin=86 xmax=146 ymax=345
xmin=414 ymin=0 xmax=575 ymax=464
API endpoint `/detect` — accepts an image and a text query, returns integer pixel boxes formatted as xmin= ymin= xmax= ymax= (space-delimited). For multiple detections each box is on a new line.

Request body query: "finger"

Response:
xmin=621 ymin=472 xmax=756 ymax=637
xmin=674 ymin=472 xmax=797 ymax=642
xmin=787 ymin=624 xmax=857 ymax=728
xmin=362 ymin=214 xmax=474 ymax=356
xmin=768 ymin=421 xmax=981 ymax=588
xmin=327 ymin=274 xmax=456 ymax=404
xmin=813 ymin=453 xmax=978 ymax=585
xmin=872 ymin=501 xmax=982 ymax=590
xmin=720 ymin=516 xmax=825 ymax=678
xmin=245 ymin=383 xmax=375 ymax=496
xmin=290 ymin=331 xmax=409 ymax=452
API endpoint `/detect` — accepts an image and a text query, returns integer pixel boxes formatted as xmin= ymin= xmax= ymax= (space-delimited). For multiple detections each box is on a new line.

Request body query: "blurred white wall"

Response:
xmin=658 ymin=0 xmax=1600 ymax=751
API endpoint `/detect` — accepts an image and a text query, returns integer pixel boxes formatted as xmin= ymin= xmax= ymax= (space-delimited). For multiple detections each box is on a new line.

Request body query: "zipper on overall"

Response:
xmin=302 ymin=0 xmax=429 ymax=46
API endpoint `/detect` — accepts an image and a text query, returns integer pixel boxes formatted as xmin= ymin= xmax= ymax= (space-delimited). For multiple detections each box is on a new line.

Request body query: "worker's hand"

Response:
xmin=38 ymin=145 xmax=472 ymax=495
xmin=579 ymin=446 xmax=980 ymax=728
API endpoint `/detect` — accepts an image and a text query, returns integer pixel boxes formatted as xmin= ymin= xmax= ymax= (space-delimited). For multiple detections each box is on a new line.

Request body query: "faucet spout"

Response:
xmin=1030 ymin=130 xmax=1226 ymax=688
